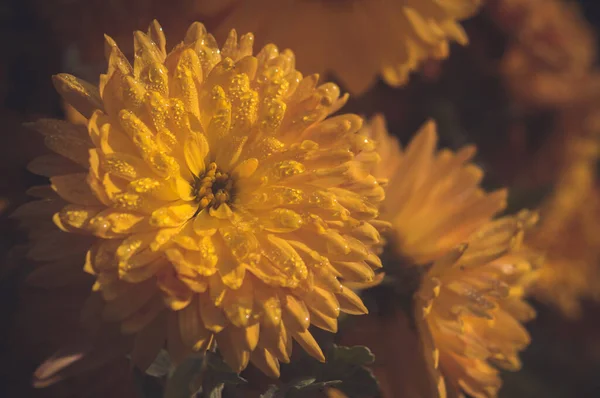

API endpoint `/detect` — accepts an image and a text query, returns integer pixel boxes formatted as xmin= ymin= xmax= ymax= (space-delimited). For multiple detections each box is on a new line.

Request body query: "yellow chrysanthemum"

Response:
xmin=529 ymin=200 xmax=600 ymax=317
xmin=19 ymin=21 xmax=386 ymax=378
xmin=366 ymin=116 xmax=507 ymax=265
xmin=417 ymin=211 xmax=540 ymax=398
xmin=366 ymin=118 xmax=540 ymax=396
xmin=526 ymin=130 xmax=600 ymax=317
xmin=207 ymin=0 xmax=483 ymax=94
xmin=496 ymin=0 xmax=600 ymax=110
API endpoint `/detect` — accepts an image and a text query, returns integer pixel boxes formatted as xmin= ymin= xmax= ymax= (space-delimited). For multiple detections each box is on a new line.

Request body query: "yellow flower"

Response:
xmin=526 ymin=131 xmax=600 ymax=317
xmin=368 ymin=116 xmax=507 ymax=265
xmin=368 ymin=118 xmax=540 ymax=396
xmin=417 ymin=211 xmax=540 ymax=397
xmin=208 ymin=0 xmax=483 ymax=94
xmin=496 ymin=0 xmax=599 ymax=109
xmin=20 ymin=21 xmax=385 ymax=378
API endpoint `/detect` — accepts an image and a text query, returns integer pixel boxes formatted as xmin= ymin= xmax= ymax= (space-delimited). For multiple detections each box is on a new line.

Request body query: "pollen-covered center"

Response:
xmin=191 ymin=162 xmax=234 ymax=211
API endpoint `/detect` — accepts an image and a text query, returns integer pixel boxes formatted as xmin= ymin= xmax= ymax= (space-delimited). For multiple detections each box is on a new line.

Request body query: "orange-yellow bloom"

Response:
xmin=528 ymin=197 xmax=600 ymax=318
xmin=526 ymin=130 xmax=600 ymax=317
xmin=368 ymin=116 xmax=507 ymax=265
xmin=495 ymin=0 xmax=600 ymax=109
xmin=370 ymin=117 xmax=539 ymax=396
xmin=18 ymin=21 xmax=385 ymax=378
xmin=208 ymin=0 xmax=484 ymax=94
xmin=417 ymin=211 xmax=540 ymax=397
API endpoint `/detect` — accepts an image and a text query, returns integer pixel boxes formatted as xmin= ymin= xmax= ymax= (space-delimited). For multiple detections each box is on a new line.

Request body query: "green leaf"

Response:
xmin=163 ymin=354 xmax=205 ymax=398
xmin=259 ymin=385 xmax=280 ymax=398
xmin=200 ymin=352 xmax=246 ymax=398
xmin=163 ymin=352 xmax=246 ymax=398
xmin=331 ymin=345 xmax=375 ymax=367
xmin=206 ymin=383 xmax=224 ymax=398
xmin=299 ymin=380 xmax=343 ymax=392
xmin=288 ymin=377 xmax=317 ymax=389
xmin=263 ymin=344 xmax=378 ymax=398
xmin=133 ymin=367 xmax=164 ymax=398
xmin=284 ymin=344 xmax=379 ymax=398
xmin=319 ymin=345 xmax=378 ymax=398
xmin=259 ymin=378 xmax=342 ymax=398
xmin=330 ymin=366 xmax=378 ymax=398
xmin=146 ymin=349 xmax=172 ymax=378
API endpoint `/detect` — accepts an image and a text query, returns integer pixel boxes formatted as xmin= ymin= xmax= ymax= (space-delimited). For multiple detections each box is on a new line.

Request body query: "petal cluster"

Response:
xmin=497 ymin=0 xmax=599 ymax=108
xmin=370 ymin=118 xmax=506 ymax=265
xmin=210 ymin=0 xmax=483 ymax=94
xmin=417 ymin=211 xmax=541 ymax=398
xmin=526 ymin=131 xmax=600 ymax=317
xmin=21 ymin=21 xmax=385 ymax=377
xmin=370 ymin=118 xmax=540 ymax=396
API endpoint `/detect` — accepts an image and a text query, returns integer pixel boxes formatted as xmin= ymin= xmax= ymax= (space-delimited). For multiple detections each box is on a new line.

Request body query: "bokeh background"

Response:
xmin=2 ymin=0 xmax=600 ymax=397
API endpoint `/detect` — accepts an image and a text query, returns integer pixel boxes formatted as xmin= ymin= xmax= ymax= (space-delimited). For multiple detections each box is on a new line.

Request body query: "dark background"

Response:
xmin=1 ymin=1 xmax=600 ymax=397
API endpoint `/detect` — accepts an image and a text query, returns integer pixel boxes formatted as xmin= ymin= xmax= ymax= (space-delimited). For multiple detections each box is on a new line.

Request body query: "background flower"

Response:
xmin=418 ymin=211 xmax=540 ymax=397
xmin=208 ymin=0 xmax=484 ymax=95
xmin=525 ymin=114 xmax=600 ymax=317
xmin=369 ymin=114 xmax=540 ymax=397
xmin=369 ymin=116 xmax=506 ymax=265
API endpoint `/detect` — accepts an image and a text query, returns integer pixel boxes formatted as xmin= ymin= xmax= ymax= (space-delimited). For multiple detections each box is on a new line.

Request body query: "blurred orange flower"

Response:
xmin=493 ymin=0 xmax=600 ymax=109
xmin=209 ymin=0 xmax=483 ymax=94
xmin=526 ymin=112 xmax=600 ymax=317
xmin=367 ymin=115 xmax=506 ymax=265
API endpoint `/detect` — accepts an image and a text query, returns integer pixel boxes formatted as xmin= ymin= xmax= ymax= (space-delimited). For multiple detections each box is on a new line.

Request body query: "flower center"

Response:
xmin=191 ymin=162 xmax=234 ymax=211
